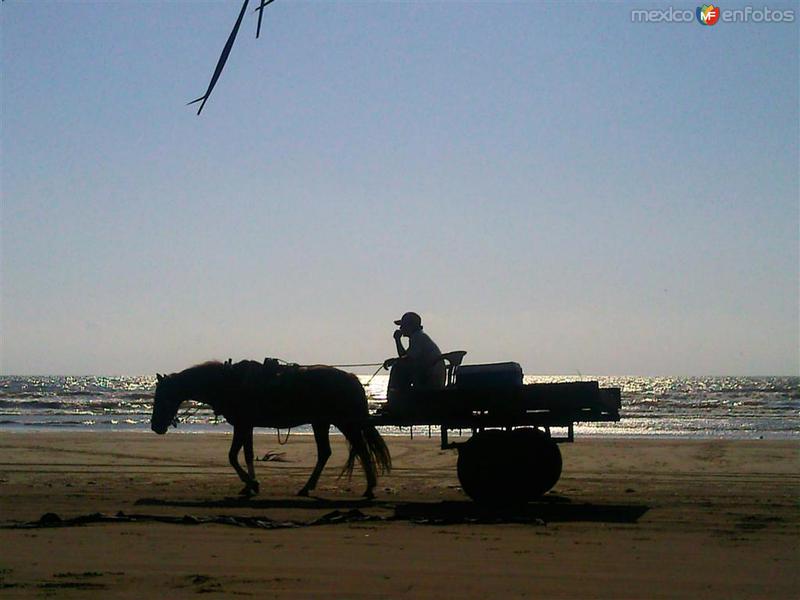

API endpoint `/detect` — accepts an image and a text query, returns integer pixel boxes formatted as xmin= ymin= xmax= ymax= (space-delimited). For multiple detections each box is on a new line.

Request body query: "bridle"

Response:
xmin=171 ymin=402 xmax=202 ymax=429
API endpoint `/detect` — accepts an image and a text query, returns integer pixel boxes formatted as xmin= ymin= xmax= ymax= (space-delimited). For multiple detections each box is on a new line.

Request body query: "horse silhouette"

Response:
xmin=151 ymin=359 xmax=391 ymax=498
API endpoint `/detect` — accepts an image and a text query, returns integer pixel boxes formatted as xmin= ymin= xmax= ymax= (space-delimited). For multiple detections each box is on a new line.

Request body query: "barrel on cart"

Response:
xmin=371 ymin=352 xmax=621 ymax=504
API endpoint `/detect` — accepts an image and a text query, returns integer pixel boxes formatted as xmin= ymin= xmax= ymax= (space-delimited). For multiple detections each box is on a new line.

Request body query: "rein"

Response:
xmin=275 ymin=358 xmax=385 ymax=371
xmin=274 ymin=357 xmax=386 ymax=390
xmin=362 ymin=364 xmax=385 ymax=388
xmin=275 ymin=358 xmax=386 ymax=385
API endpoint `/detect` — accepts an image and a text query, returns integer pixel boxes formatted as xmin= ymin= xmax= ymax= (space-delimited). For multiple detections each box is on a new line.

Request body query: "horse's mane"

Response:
xmin=169 ymin=361 xmax=228 ymax=389
xmin=192 ymin=360 xmax=224 ymax=369
xmin=182 ymin=360 xmax=225 ymax=375
xmin=187 ymin=360 xmax=224 ymax=370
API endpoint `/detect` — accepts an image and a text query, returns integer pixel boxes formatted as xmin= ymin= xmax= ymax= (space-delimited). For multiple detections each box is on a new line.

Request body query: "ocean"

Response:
xmin=1 ymin=374 xmax=797 ymax=439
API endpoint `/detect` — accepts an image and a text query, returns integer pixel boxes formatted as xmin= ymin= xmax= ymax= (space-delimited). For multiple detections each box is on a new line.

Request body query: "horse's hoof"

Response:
xmin=250 ymin=480 xmax=260 ymax=494
xmin=362 ymin=490 xmax=375 ymax=500
xmin=297 ymin=488 xmax=310 ymax=497
xmin=238 ymin=486 xmax=253 ymax=496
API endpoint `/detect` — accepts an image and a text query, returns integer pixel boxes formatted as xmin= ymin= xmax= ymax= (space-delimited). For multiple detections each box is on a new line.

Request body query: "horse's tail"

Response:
xmin=341 ymin=423 xmax=392 ymax=480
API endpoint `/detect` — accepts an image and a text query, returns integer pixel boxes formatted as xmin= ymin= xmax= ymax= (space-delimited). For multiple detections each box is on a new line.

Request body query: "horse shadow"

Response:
xmin=135 ymin=494 xmax=649 ymax=525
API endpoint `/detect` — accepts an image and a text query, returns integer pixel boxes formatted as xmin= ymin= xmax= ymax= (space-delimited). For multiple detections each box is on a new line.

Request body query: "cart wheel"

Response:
xmin=511 ymin=428 xmax=562 ymax=498
xmin=456 ymin=428 xmax=562 ymax=504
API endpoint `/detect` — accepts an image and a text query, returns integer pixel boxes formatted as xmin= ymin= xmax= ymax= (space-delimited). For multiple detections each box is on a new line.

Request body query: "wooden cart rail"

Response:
xmin=370 ymin=381 xmax=621 ymax=435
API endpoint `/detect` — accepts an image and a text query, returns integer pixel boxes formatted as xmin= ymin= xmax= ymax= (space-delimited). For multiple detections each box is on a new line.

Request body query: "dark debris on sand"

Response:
xmin=1 ymin=499 xmax=648 ymax=531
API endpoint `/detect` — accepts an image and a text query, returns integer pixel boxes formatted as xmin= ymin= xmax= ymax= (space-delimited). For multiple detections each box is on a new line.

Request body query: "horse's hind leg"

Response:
xmin=298 ymin=423 xmax=331 ymax=497
xmin=229 ymin=425 xmax=257 ymax=496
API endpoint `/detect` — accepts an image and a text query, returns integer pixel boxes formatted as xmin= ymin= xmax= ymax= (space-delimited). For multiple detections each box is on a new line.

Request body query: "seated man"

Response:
xmin=383 ymin=312 xmax=446 ymax=402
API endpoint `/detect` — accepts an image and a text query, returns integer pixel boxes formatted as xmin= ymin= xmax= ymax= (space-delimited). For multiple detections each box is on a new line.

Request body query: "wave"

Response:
xmin=0 ymin=399 xmax=152 ymax=410
xmin=0 ymin=399 xmax=67 ymax=409
xmin=1 ymin=374 xmax=798 ymax=438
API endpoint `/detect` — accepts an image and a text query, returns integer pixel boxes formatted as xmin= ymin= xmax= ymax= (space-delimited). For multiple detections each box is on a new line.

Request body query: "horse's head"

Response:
xmin=151 ymin=373 xmax=183 ymax=434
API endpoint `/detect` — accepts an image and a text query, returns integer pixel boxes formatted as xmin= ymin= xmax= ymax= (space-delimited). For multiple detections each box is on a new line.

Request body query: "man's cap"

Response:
xmin=394 ymin=312 xmax=422 ymax=329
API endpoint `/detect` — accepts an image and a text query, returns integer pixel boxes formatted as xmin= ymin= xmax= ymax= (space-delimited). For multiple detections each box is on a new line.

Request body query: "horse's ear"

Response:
xmin=157 ymin=373 xmax=163 ymax=382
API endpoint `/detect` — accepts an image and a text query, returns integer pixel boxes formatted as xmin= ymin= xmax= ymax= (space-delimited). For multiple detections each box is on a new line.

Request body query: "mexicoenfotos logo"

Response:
xmin=697 ymin=4 xmax=721 ymax=25
xmin=631 ymin=4 xmax=795 ymax=23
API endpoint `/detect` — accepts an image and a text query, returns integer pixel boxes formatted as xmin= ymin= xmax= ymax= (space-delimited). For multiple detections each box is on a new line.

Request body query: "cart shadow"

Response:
xmin=391 ymin=498 xmax=649 ymax=525
xmin=135 ymin=495 xmax=649 ymax=525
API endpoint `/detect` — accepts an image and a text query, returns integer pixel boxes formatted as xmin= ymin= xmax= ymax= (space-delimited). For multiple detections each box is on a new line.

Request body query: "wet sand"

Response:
xmin=0 ymin=432 xmax=797 ymax=598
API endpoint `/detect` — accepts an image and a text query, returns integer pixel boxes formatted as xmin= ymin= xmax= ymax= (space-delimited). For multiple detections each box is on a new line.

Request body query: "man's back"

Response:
xmin=406 ymin=329 xmax=446 ymax=389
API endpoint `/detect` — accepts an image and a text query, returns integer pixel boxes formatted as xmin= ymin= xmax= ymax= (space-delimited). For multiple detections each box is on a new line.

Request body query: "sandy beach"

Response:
xmin=0 ymin=432 xmax=797 ymax=598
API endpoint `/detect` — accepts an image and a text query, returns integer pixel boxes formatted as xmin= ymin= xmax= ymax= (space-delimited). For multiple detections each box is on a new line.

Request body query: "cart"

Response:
xmin=370 ymin=351 xmax=621 ymax=503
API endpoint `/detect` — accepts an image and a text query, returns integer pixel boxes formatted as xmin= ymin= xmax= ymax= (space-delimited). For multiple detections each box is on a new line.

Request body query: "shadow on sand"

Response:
xmin=5 ymin=496 xmax=648 ymax=531
xmin=134 ymin=495 xmax=649 ymax=525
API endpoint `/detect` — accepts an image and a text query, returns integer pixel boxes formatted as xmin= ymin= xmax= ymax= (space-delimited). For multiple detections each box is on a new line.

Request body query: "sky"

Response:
xmin=1 ymin=1 xmax=798 ymax=376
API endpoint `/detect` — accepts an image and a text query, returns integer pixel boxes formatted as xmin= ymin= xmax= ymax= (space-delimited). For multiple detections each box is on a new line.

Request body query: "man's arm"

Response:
xmin=383 ymin=330 xmax=408 ymax=369
xmin=393 ymin=329 xmax=407 ymax=358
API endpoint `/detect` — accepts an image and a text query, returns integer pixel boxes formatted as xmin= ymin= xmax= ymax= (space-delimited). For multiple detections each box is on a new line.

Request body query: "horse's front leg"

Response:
xmin=229 ymin=425 xmax=257 ymax=496
xmin=243 ymin=427 xmax=259 ymax=495
xmin=298 ymin=423 xmax=331 ymax=497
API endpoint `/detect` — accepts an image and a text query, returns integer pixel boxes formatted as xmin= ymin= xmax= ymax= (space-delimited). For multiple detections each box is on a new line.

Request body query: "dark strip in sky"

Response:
xmin=255 ymin=0 xmax=276 ymax=39
xmin=187 ymin=0 xmax=251 ymax=116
